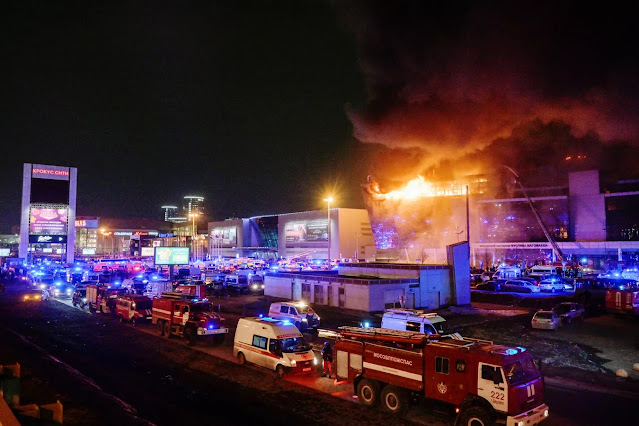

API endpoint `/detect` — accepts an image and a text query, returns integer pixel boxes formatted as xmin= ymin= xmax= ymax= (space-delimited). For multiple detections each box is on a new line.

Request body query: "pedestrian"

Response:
xmin=321 ymin=341 xmax=333 ymax=378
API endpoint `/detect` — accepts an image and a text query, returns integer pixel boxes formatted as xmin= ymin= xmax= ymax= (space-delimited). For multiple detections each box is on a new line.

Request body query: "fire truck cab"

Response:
xmin=334 ymin=327 xmax=549 ymax=426
xmin=152 ymin=293 xmax=228 ymax=346
xmin=606 ymin=288 xmax=639 ymax=315
xmin=116 ymin=295 xmax=153 ymax=325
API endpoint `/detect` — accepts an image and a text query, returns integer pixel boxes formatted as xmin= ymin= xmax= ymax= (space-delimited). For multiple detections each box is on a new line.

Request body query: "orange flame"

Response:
xmin=374 ymin=175 xmax=468 ymax=201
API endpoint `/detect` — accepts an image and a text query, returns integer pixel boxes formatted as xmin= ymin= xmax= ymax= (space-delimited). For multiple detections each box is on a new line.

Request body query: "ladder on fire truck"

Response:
xmin=503 ymin=165 xmax=565 ymax=262
xmin=160 ymin=292 xmax=198 ymax=300
xmin=337 ymin=326 xmax=494 ymax=350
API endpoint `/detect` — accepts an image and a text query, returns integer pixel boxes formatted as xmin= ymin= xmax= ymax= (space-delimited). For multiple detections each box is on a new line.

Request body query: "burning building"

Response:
xmin=362 ymin=174 xmax=488 ymax=263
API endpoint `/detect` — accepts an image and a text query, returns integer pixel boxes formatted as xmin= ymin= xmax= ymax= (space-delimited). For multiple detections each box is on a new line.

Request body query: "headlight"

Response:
xmin=24 ymin=295 xmax=29 ymax=300
xmin=66 ymin=289 xmax=72 ymax=293
xmin=55 ymin=290 xmax=60 ymax=295
xmin=35 ymin=295 xmax=40 ymax=300
xmin=252 ymin=284 xmax=258 ymax=290
xmin=544 ymin=410 xmax=549 ymax=417
xmin=261 ymin=284 xmax=265 ymax=289
xmin=313 ymin=357 xmax=318 ymax=365
xmin=40 ymin=284 xmax=46 ymax=289
xmin=82 ymin=298 xmax=87 ymax=302
xmin=290 ymin=360 xmax=297 ymax=367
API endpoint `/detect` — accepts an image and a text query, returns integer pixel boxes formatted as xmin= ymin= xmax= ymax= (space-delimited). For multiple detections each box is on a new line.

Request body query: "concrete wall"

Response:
xmin=569 ymin=170 xmax=606 ymax=241
xmin=446 ymin=242 xmax=471 ymax=305
xmin=337 ymin=208 xmax=374 ymax=260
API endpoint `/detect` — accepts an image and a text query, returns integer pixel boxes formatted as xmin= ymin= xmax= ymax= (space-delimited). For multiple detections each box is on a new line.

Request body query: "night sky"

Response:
xmin=1 ymin=0 xmax=370 ymax=231
xmin=2 ymin=1 xmax=639 ymax=232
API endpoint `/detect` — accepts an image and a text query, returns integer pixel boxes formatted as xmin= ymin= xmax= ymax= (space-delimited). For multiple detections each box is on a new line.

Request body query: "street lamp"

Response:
xmin=189 ymin=213 xmax=199 ymax=261
xmin=323 ymin=196 xmax=333 ymax=266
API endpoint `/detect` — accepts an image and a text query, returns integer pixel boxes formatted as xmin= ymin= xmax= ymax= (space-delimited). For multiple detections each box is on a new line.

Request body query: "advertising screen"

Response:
xmin=29 ymin=208 xmax=67 ymax=234
xmin=285 ymin=220 xmax=328 ymax=244
xmin=154 ymin=247 xmax=190 ymax=265
xmin=210 ymin=226 xmax=237 ymax=246
xmin=82 ymin=248 xmax=96 ymax=255
xmin=30 ymin=178 xmax=70 ymax=204
xmin=0 ymin=248 xmax=10 ymax=256
xmin=75 ymin=218 xmax=99 ymax=228
xmin=141 ymin=247 xmax=155 ymax=257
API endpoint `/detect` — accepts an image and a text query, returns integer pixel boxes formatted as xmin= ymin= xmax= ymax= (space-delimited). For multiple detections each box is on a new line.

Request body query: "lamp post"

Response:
xmin=189 ymin=213 xmax=199 ymax=261
xmin=323 ymin=196 xmax=333 ymax=267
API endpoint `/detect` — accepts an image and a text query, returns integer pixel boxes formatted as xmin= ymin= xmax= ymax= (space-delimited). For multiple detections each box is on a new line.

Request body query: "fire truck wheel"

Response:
xmin=237 ymin=352 xmax=246 ymax=365
xmin=381 ymin=385 xmax=409 ymax=414
xmin=185 ymin=328 xmax=197 ymax=346
xmin=158 ymin=320 xmax=165 ymax=336
xmin=458 ymin=406 xmax=494 ymax=426
xmin=163 ymin=321 xmax=171 ymax=338
xmin=275 ymin=364 xmax=285 ymax=379
xmin=357 ymin=379 xmax=380 ymax=407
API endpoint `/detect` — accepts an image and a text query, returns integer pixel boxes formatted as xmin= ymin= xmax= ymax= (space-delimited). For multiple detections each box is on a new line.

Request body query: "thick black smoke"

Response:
xmin=337 ymin=1 xmax=639 ymax=177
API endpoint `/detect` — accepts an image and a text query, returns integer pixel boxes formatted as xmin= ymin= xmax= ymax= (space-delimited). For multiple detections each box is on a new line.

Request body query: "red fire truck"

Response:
xmin=116 ymin=295 xmax=153 ymax=325
xmin=86 ymin=284 xmax=127 ymax=314
xmin=151 ymin=293 xmax=228 ymax=346
xmin=606 ymin=288 xmax=639 ymax=316
xmin=334 ymin=327 xmax=549 ymax=426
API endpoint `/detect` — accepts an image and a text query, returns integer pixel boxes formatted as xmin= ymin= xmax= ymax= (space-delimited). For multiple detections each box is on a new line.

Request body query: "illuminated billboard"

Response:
xmin=0 ymin=248 xmax=10 ymax=256
xmin=154 ymin=247 xmax=190 ymax=265
xmin=285 ymin=220 xmax=328 ymax=245
xmin=141 ymin=247 xmax=155 ymax=257
xmin=210 ymin=226 xmax=237 ymax=246
xmin=29 ymin=208 xmax=67 ymax=234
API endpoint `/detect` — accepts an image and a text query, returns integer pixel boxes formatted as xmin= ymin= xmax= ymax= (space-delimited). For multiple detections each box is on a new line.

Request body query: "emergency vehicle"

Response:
xmin=381 ymin=308 xmax=450 ymax=335
xmin=116 ymin=295 xmax=153 ymax=325
xmin=151 ymin=293 xmax=228 ymax=346
xmin=268 ymin=301 xmax=320 ymax=331
xmin=334 ymin=327 xmax=549 ymax=426
xmin=86 ymin=284 xmax=127 ymax=314
xmin=234 ymin=317 xmax=317 ymax=378
xmin=606 ymin=288 xmax=639 ymax=316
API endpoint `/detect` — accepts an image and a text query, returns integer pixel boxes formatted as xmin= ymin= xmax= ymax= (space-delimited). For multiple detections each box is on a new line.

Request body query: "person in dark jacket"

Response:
xmin=321 ymin=341 xmax=333 ymax=378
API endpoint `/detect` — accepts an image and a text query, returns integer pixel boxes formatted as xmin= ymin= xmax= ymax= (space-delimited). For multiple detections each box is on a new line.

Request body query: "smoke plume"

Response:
xmin=338 ymin=1 xmax=639 ymax=178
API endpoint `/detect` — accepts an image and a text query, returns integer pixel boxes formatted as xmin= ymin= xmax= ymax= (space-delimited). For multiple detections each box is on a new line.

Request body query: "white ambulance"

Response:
xmin=233 ymin=317 xmax=318 ymax=378
xmin=268 ymin=301 xmax=320 ymax=331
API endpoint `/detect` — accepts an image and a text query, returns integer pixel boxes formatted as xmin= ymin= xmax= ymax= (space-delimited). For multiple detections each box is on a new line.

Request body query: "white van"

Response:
xmin=531 ymin=265 xmax=558 ymax=276
xmin=268 ymin=302 xmax=320 ymax=331
xmin=381 ymin=308 xmax=451 ymax=335
xmin=234 ymin=317 xmax=317 ymax=377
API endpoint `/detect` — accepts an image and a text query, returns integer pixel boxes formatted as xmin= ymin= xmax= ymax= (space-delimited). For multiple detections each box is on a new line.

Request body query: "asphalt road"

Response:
xmin=1 ymin=281 xmax=637 ymax=426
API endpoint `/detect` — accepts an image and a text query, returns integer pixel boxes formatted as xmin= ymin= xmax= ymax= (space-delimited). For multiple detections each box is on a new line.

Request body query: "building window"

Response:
xmin=436 ymin=357 xmax=449 ymax=374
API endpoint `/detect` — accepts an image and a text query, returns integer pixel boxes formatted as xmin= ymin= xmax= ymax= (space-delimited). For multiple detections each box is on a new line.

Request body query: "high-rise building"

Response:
xmin=184 ymin=196 xmax=204 ymax=216
xmin=161 ymin=205 xmax=179 ymax=222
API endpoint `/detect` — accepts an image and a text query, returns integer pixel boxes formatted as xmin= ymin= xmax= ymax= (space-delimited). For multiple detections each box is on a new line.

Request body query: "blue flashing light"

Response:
xmin=259 ymin=314 xmax=263 ymax=318
xmin=516 ymin=346 xmax=526 ymax=352
xmin=136 ymin=274 xmax=143 ymax=278
xmin=152 ymin=275 xmax=158 ymax=280
xmin=505 ymin=348 xmax=518 ymax=356
xmin=614 ymin=273 xmax=620 ymax=277
xmin=193 ymin=298 xmax=199 ymax=302
xmin=363 ymin=322 xmax=371 ymax=328
xmin=282 ymin=320 xmax=292 ymax=325
xmin=142 ymin=279 xmax=148 ymax=284
xmin=208 ymin=325 xmax=214 ymax=330
xmin=619 ymin=286 xmax=625 ymax=290
xmin=114 ymin=281 xmax=121 ymax=286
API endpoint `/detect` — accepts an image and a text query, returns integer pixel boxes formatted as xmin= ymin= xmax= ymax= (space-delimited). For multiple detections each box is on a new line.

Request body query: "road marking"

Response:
xmin=2 ymin=326 xmax=156 ymax=426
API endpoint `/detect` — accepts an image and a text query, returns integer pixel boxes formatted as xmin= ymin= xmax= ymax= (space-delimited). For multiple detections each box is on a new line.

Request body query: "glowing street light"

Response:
xmin=323 ymin=196 xmax=334 ymax=265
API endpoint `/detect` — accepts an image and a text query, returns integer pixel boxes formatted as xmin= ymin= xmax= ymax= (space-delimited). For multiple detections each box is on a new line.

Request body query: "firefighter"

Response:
xmin=321 ymin=341 xmax=333 ymax=378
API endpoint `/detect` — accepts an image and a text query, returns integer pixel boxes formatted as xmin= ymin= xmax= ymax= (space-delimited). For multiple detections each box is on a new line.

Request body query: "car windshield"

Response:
xmin=432 ymin=320 xmax=451 ymax=334
xmin=134 ymin=300 xmax=152 ymax=310
xmin=555 ymin=305 xmax=571 ymax=314
xmin=295 ymin=305 xmax=311 ymax=314
xmin=504 ymin=357 xmax=540 ymax=385
xmin=280 ymin=336 xmax=310 ymax=353
xmin=190 ymin=303 xmax=213 ymax=313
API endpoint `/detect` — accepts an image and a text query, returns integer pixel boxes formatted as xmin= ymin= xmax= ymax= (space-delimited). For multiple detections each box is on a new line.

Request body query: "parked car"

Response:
xmin=503 ymin=279 xmax=541 ymax=293
xmin=52 ymin=283 xmax=74 ymax=298
xmin=538 ymin=278 xmax=565 ymax=293
xmin=531 ymin=310 xmax=562 ymax=330
xmin=476 ymin=281 xmax=502 ymax=291
xmin=23 ymin=290 xmax=49 ymax=302
xmin=554 ymin=302 xmax=585 ymax=323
